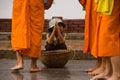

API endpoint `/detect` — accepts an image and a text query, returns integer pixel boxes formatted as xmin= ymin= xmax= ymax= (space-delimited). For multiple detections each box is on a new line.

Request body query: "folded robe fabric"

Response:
xmin=79 ymin=0 xmax=98 ymax=54
xmin=79 ymin=0 xmax=120 ymax=58
xmin=12 ymin=0 xmax=44 ymax=58
xmin=91 ymin=0 xmax=120 ymax=57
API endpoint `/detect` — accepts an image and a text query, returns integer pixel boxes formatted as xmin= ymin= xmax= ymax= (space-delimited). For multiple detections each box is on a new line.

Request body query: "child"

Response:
xmin=45 ymin=18 xmax=67 ymax=51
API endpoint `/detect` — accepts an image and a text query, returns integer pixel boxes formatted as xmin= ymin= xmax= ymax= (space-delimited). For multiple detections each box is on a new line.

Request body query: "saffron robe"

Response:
xmin=12 ymin=0 xmax=44 ymax=58
xmin=91 ymin=0 xmax=120 ymax=57
xmin=79 ymin=0 xmax=98 ymax=53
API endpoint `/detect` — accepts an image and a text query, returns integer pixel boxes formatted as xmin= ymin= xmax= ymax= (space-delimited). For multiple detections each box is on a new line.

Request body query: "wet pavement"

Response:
xmin=0 ymin=59 xmax=96 ymax=80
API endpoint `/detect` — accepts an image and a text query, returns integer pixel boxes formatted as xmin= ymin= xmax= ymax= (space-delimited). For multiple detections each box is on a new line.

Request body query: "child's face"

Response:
xmin=59 ymin=26 xmax=64 ymax=32
xmin=58 ymin=22 xmax=65 ymax=32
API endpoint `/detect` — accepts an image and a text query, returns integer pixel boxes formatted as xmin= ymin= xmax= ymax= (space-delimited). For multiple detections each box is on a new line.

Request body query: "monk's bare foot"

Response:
xmin=90 ymin=73 xmax=110 ymax=80
xmin=84 ymin=66 xmax=96 ymax=72
xmin=88 ymin=65 xmax=105 ymax=76
xmin=85 ymin=62 xmax=101 ymax=72
xmin=11 ymin=64 xmax=24 ymax=71
xmin=107 ymin=75 xmax=120 ymax=80
xmin=85 ymin=58 xmax=102 ymax=73
xmin=30 ymin=67 xmax=42 ymax=73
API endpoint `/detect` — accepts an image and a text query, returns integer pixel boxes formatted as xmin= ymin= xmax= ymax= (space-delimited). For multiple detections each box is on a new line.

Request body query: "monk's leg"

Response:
xmin=30 ymin=58 xmax=41 ymax=72
xmin=11 ymin=51 xmax=24 ymax=71
xmin=85 ymin=57 xmax=102 ymax=72
xmin=107 ymin=56 xmax=120 ymax=80
xmin=88 ymin=57 xmax=106 ymax=76
xmin=90 ymin=57 xmax=112 ymax=80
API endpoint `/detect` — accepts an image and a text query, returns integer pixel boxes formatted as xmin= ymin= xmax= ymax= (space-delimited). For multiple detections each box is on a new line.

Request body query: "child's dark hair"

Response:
xmin=48 ymin=27 xmax=54 ymax=33
xmin=58 ymin=22 xmax=65 ymax=28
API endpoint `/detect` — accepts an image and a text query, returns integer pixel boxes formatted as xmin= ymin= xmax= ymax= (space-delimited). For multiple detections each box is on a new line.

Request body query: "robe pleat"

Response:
xmin=91 ymin=0 xmax=120 ymax=57
xmin=82 ymin=0 xmax=98 ymax=53
xmin=12 ymin=0 xmax=44 ymax=58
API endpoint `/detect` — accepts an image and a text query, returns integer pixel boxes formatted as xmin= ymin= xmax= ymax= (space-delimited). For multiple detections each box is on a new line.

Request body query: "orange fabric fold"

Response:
xmin=83 ymin=0 xmax=98 ymax=54
xmin=12 ymin=0 xmax=44 ymax=58
xmin=91 ymin=0 xmax=120 ymax=57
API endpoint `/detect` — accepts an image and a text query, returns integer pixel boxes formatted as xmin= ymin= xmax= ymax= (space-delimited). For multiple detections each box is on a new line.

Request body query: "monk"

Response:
xmin=79 ymin=0 xmax=120 ymax=80
xmin=78 ymin=0 xmax=103 ymax=74
xmin=90 ymin=0 xmax=120 ymax=80
xmin=11 ymin=0 xmax=53 ymax=72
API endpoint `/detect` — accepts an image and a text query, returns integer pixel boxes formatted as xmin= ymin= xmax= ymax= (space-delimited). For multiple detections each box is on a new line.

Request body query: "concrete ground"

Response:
xmin=0 ymin=32 xmax=96 ymax=80
xmin=0 ymin=59 xmax=96 ymax=80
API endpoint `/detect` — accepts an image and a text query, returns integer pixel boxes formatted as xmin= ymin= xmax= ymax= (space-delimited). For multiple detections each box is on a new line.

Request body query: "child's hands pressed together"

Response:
xmin=55 ymin=22 xmax=59 ymax=30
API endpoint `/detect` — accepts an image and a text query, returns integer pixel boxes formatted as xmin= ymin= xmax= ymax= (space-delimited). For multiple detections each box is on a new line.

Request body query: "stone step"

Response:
xmin=0 ymin=32 xmax=11 ymax=40
xmin=0 ymin=32 xmax=84 ymax=40
xmin=0 ymin=40 xmax=94 ymax=60
xmin=0 ymin=32 xmax=95 ymax=60
xmin=0 ymin=50 xmax=94 ymax=60
xmin=0 ymin=40 xmax=84 ymax=50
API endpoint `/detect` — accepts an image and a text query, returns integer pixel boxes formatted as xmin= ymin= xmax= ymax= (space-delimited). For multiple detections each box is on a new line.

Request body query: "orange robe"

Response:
xmin=79 ymin=0 xmax=98 ymax=53
xmin=91 ymin=0 xmax=120 ymax=57
xmin=12 ymin=0 xmax=44 ymax=58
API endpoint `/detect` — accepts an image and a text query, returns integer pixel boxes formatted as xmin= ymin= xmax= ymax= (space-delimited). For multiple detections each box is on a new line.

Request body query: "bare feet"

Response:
xmin=85 ymin=58 xmax=102 ymax=73
xmin=91 ymin=57 xmax=112 ymax=78
xmin=85 ymin=62 xmax=101 ymax=72
xmin=88 ymin=57 xmax=107 ymax=76
xmin=30 ymin=67 xmax=42 ymax=72
xmin=11 ymin=50 xmax=24 ymax=72
xmin=107 ymin=75 xmax=120 ymax=80
xmin=11 ymin=64 xmax=24 ymax=71
xmin=30 ymin=58 xmax=41 ymax=72
xmin=88 ymin=65 xmax=105 ymax=76
xmin=84 ymin=68 xmax=94 ymax=72
xmin=90 ymin=73 xmax=110 ymax=80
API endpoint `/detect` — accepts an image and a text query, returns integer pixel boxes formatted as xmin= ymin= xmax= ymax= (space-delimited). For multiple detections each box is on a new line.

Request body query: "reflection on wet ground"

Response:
xmin=11 ymin=73 xmax=23 ymax=80
xmin=11 ymin=68 xmax=71 ymax=80
xmin=0 ymin=60 xmax=96 ymax=80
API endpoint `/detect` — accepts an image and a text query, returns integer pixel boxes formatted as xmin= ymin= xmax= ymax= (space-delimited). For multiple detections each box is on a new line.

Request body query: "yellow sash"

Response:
xmin=95 ymin=0 xmax=114 ymax=15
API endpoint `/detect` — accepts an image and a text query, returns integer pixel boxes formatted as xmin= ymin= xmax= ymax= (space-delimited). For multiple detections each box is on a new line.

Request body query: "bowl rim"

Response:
xmin=41 ymin=49 xmax=71 ymax=56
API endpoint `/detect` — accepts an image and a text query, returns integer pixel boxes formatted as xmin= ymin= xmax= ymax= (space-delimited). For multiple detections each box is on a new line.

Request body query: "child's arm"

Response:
xmin=55 ymin=23 xmax=65 ymax=44
xmin=47 ymin=27 xmax=56 ymax=44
